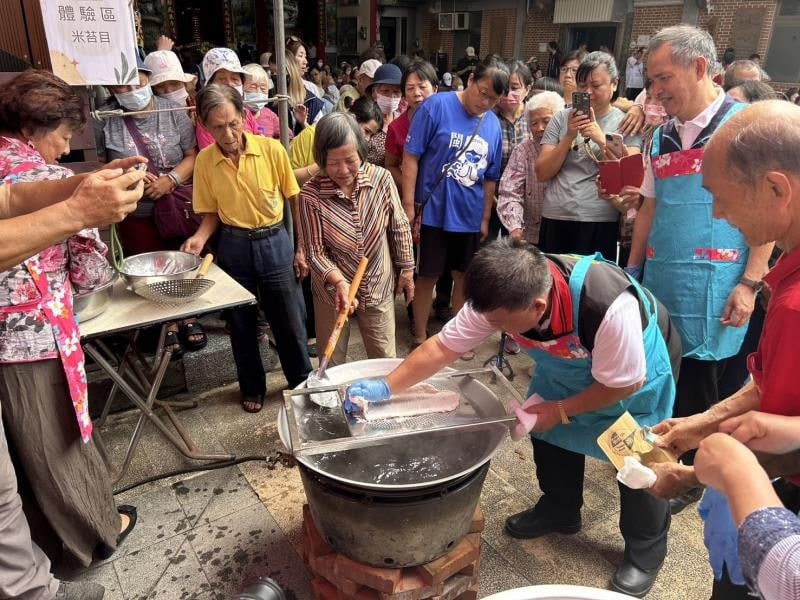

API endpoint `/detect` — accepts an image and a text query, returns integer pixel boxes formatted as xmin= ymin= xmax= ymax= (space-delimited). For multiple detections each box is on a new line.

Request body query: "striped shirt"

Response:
xmin=495 ymin=108 xmax=530 ymax=173
xmin=299 ymin=162 xmax=414 ymax=308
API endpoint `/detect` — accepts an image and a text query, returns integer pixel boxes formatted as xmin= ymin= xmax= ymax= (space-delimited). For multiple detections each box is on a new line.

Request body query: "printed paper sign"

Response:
xmin=39 ymin=0 xmax=138 ymax=85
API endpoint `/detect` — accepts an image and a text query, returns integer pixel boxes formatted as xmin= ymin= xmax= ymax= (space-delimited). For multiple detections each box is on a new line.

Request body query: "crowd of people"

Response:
xmin=1 ymin=22 xmax=800 ymax=600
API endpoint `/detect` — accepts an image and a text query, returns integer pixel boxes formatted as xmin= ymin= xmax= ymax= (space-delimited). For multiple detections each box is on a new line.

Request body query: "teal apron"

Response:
xmin=518 ymin=254 xmax=675 ymax=461
xmin=644 ymin=100 xmax=748 ymax=360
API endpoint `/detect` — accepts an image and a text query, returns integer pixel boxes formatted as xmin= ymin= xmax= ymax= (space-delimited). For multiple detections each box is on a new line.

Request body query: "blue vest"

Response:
xmin=525 ymin=254 xmax=675 ymax=461
xmin=644 ymin=99 xmax=748 ymax=360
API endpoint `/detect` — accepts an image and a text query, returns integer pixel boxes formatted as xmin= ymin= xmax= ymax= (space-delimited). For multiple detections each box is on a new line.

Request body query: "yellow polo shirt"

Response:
xmin=289 ymin=124 xmax=316 ymax=169
xmin=193 ymin=132 xmax=300 ymax=229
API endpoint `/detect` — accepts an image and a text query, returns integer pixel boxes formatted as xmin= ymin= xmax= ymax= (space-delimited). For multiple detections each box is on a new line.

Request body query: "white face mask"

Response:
xmin=376 ymin=93 xmax=400 ymax=115
xmin=160 ymin=87 xmax=189 ymax=106
xmin=115 ymin=86 xmax=153 ymax=111
xmin=244 ymin=91 xmax=269 ymax=111
xmin=231 ymin=84 xmax=244 ymax=97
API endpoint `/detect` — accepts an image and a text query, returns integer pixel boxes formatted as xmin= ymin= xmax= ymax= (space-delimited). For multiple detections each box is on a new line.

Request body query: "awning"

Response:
xmin=553 ymin=0 xmax=615 ymax=23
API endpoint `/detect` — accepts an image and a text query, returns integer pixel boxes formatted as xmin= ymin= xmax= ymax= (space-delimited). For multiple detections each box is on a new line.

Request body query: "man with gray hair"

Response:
xmin=723 ymin=59 xmax=763 ymax=91
xmin=651 ymin=100 xmax=800 ymax=600
xmin=627 ymin=24 xmax=773 ymax=515
xmin=346 ymin=239 xmax=682 ymax=597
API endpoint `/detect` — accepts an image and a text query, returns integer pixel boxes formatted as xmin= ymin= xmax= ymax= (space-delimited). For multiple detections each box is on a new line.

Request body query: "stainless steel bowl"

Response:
xmin=74 ymin=271 xmax=117 ymax=322
xmin=119 ymin=251 xmax=201 ymax=290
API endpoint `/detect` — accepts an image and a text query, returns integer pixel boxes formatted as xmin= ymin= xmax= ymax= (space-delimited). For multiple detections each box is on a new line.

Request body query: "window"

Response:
xmin=765 ymin=0 xmax=800 ymax=82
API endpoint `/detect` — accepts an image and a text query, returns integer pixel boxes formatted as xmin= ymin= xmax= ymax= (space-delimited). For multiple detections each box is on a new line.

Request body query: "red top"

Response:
xmin=385 ymin=111 xmax=411 ymax=164
xmin=749 ymin=248 xmax=800 ymax=417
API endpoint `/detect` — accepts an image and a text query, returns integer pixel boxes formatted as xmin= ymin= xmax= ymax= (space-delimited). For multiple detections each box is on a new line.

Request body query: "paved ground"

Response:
xmin=61 ymin=304 xmax=713 ymax=599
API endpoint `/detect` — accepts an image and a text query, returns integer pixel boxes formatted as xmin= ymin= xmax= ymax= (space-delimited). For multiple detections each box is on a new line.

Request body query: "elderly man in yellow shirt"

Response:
xmin=183 ymin=84 xmax=311 ymax=413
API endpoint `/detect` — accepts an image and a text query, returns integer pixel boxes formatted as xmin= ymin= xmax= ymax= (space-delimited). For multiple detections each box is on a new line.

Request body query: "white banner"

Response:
xmin=39 ymin=0 xmax=138 ymax=86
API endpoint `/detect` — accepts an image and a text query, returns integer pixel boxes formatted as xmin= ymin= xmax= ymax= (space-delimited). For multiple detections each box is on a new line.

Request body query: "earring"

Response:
xmin=27 ymin=139 xmax=35 ymax=148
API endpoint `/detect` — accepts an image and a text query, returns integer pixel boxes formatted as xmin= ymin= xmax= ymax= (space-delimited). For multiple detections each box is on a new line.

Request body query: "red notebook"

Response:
xmin=598 ymin=154 xmax=645 ymax=196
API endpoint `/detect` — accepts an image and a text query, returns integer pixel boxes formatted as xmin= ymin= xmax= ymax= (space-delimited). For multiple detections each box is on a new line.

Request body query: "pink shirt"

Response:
xmin=195 ymin=107 xmax=263 ymax=149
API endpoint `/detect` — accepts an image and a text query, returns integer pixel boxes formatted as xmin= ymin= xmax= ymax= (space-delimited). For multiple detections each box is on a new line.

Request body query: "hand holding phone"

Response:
xmin=605 ymin=133 xmax=627 ymax=159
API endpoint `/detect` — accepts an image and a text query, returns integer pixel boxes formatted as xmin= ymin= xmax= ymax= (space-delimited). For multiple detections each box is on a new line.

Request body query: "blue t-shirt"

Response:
xmin=405 ymin=92 xmax=502 ymax=233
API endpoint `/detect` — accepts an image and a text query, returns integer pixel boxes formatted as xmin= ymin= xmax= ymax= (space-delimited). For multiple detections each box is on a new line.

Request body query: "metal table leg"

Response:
xmin=484 ymin=332 xmax=515 ymax=381
xmin=84 ymin=328 xmax=234 ymax=484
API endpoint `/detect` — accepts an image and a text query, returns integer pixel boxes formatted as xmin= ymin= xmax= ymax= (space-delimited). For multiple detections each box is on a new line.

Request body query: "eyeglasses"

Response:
xmin=285 ymin=35 xmax=303 ymax=47
xmin=560 ymin=66 xmax=578 ymax=74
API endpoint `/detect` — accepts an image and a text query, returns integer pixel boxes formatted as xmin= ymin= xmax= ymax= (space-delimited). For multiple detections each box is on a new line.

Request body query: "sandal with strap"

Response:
xmin=180 ymin=321 xmax=207 ymax=352
xmin=164 ymin=329 xmax=183 ymax=360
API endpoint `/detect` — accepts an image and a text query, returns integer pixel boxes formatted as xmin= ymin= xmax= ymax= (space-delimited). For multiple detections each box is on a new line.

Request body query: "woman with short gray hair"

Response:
xmin=182 ymin=84 xmax=311 ymax=413
xmin=299 ymin=112 xmax=415 ymax=365
xmin=535 ymin=51 xmax=642 ymax=261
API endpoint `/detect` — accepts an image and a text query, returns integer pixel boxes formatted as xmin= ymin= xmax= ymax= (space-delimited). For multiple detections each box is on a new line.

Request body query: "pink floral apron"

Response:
xmin=2 ymin=159 xmax=92 ymax=442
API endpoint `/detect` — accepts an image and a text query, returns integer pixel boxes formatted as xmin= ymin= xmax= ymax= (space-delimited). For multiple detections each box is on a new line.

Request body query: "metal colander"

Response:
xmin=133 ymin=254 xmax=215 ymax=304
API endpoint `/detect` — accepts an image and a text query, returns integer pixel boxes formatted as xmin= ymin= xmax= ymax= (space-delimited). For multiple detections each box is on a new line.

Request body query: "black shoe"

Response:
xmin=504 ymin=507 xmax=581 ymax=539
xmin=56 ymin=581 xmax=105 ymax=599
xmin=241 ymin=394 xmax=265 ymax=413
xmin=669 ymin=485 xmax=705 ymax=515
xmin=610 ymin=562 xmax=661 ymax=598
xmin=96 ymin=505 xmax=137 ymax=560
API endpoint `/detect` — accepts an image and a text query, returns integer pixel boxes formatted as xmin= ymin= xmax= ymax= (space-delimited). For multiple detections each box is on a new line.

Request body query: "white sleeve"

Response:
xmin=437 ymin=303 xmax=497 ymax=354
xmin=640 ymin=156 xmax=656 ymax=198
xmin=591 ymin=292 xmax=647 ymax=388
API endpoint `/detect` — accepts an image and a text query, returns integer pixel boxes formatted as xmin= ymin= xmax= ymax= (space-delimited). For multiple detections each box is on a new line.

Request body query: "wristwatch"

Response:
xmin=739 ymin=277 xmax=764 ymax=293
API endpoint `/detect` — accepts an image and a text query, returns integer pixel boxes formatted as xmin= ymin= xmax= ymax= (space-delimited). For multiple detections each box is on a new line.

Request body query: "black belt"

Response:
xmin=222 ymin=222 xmax=284 ymax=240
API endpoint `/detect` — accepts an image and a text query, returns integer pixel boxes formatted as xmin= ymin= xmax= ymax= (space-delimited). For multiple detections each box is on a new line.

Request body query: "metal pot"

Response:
xmin=73 ymin=271 xmax=117 ymax=322
xmin=118 ymin=251 xmax=201 ymax=290
xmin=300 ymin=461 xmax=489 ymax=567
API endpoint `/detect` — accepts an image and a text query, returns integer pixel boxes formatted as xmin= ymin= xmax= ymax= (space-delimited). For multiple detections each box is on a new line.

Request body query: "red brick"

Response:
xmin=334 ymin=554 xmax=403 ymax=594
xmin=415 ymin=537 xmax=480 ymax=586
xmin=430 ymin=574 xmax=475 ymax=600
xmin=335 ymin=575 xmax=362 ymax=596
xmin=337 ymin=587 xmax=380 ymax=600
xmin=313 ymin=577 xmax=339 ymax=600
xmin=468 ymin=507 xmax=484 ymax=534
xmin=304 ymin=505 xmax=334 ymax=560
xmin=311 ymin=554 xmax=338 ymax=585
xmin=458 ymin=552 xmax=481 ymax=577
xmin=379 ymin=570 xmax=442 ymax=600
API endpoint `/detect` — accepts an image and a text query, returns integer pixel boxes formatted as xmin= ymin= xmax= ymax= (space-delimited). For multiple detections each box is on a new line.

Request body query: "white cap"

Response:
xmin=442 ymin=72 xmax=452 ymax=86
xmin=202 ymin=47 xmax=247 ymax=84
xmin=145 ymin=51 xmax=194 ymax=87
xmin=356 ymin=59 xmax=382 ymax=79
xmin=466 ymin=46 xmax=476 ymax=57
xmin=259 ymin=52 xmax=272 ymax=68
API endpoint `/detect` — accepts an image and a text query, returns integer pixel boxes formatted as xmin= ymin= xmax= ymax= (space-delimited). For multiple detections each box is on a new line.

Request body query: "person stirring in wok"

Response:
xmin=346 ymin=239 xmax=681 ymax=598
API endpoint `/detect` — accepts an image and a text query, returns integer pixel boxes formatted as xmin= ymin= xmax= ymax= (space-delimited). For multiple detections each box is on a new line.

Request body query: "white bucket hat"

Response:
xmin=144 ymin=51 xmax=194 ymax=87
xmin=202 ymin=47 xmax=247 ymax=84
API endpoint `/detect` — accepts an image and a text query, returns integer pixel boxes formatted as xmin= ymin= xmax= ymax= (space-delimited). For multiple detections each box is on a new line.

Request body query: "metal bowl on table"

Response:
xmin=74 ymin=270 xmax=117 ymax=322
xmin=118 ymin=251 xmax=201 ymax=291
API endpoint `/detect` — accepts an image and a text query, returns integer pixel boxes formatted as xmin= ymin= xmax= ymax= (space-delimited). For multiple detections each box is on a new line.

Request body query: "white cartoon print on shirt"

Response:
xmin=445 ymin=134 xmax=489 ymax=187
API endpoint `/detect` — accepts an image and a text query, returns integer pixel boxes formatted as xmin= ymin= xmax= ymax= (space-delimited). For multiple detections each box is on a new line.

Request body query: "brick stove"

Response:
xmin=302 ymin=504 xmax=485 ymax=600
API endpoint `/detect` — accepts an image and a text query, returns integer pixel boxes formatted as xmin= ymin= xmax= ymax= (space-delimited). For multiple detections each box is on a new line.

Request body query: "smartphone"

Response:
xmin=572 ymin=91 xmax=591 ymax=117
xmin=605 ymin=133 xmax=627 ymax=159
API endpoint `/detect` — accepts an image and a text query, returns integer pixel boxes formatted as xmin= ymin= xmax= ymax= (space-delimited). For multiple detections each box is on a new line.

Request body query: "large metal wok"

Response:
xmin=277 ymin=358 xmax=509 ymax=492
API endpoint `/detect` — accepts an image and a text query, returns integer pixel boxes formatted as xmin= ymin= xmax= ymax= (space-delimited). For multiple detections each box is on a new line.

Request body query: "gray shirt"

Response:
xmin=96 ymin=96 xmax=196 ymax=173
xmin=540 ymin=106 xmax=642 ymax=223
xmin=96 ymin=95 xmax=196 ymax=217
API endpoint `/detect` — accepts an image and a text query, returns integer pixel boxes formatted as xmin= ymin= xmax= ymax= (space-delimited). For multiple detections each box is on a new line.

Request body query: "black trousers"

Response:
xmin=218 ymin=228 xmax=311 ymax=397
xmin=532 ymin=438 xmax=670 ymax=571
xmin=538 ymin=217 xmax=620 ymax=263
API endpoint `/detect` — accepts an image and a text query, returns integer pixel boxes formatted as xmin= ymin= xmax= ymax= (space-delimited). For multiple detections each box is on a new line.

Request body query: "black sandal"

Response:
xmin=180 ymin=321 xmax=207 ymax=352
xmin=164 ymin=329 xmax=183 ymax=359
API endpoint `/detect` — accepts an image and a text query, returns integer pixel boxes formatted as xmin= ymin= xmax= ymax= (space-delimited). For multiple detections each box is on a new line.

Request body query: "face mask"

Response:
xmin=231 ymin=84 xmax=244 ymax=97
xmin=160 ymin=87 xmax=188 ymax=106
xmin=376 ymin=94 xmax=400 ymax=115
xmin=244 ymin=91 xmax=270 ymax=111
xmin=345 ymin=69 xmax=352 ymax=75
xmin=115 ymin=86 xmax=153 ymax=111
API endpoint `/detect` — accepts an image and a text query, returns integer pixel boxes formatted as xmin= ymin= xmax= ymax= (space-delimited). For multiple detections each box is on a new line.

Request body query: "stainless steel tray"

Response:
xmin=278 ymin=359 xmax=518 ymax=490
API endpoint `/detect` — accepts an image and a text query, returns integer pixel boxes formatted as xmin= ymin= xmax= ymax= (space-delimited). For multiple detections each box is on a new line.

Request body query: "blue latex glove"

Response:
xmin=343 ymin=378 xmax=391 ymax=413
xmin=624 ymin=264 xmax=644 ymax=282
xmin=698 ymin=487 xmax=746 ymax=585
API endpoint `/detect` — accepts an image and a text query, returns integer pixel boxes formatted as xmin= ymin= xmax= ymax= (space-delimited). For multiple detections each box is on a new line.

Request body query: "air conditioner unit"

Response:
xmin=453 ymin=12 xmax=469 ymax=30
xmin=438 ymin=12 xmax=454 ymax=30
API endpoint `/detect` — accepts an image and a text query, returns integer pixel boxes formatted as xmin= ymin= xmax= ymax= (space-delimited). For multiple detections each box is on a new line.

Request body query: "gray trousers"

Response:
xmin=0 ymin=402 xmax=58 ymax=600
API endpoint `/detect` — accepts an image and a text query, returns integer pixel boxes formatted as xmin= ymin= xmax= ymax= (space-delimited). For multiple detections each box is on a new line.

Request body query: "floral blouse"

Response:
xmin=0 ymin=137 xmax=109 ymax=363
